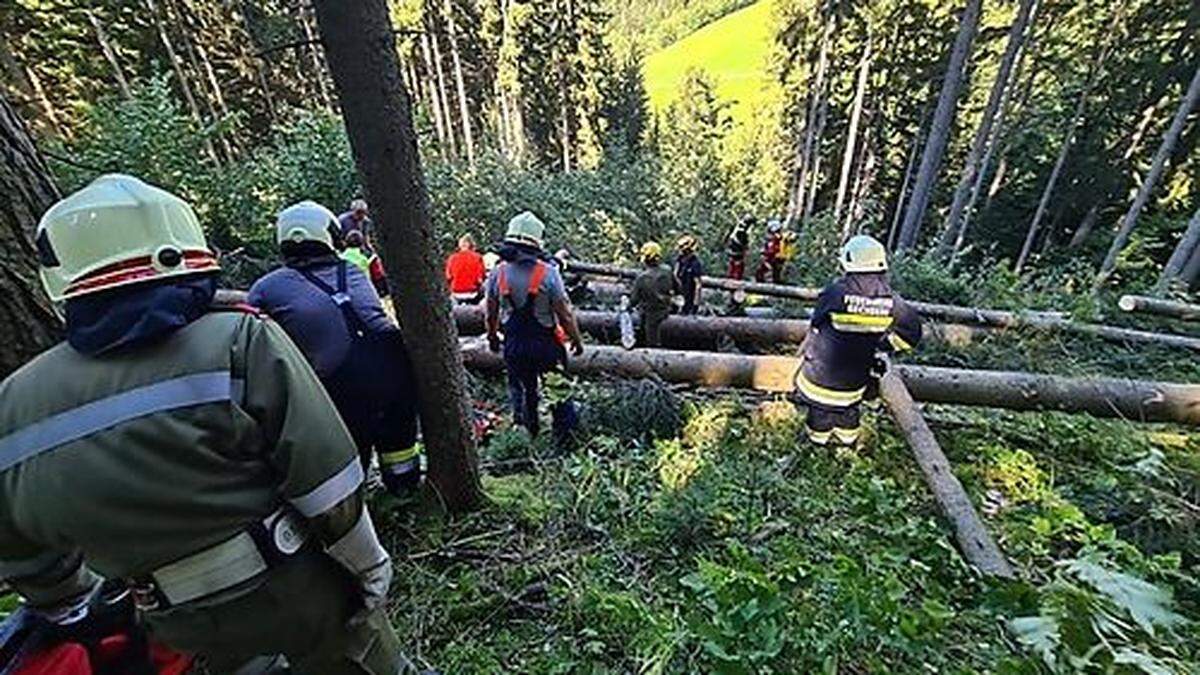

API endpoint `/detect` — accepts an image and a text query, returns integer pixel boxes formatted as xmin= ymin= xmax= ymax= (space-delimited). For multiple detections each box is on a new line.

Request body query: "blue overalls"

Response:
xmin=498 ymin=260 xmax=565 ymax=437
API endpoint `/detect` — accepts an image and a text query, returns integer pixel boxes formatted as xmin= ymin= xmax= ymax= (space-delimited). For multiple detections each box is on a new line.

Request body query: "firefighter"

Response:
xmin=485 ymin=212 xmax=585 ymax=437
xmin=249 ymin=200 xmax=421 ymax=497
xmin=629 ymin=241 xmax=676 ymax=347
xmin=0 ymin=175 xmax=409 ymax=673
xmin=673 ymin=235 xmax=704 ymax=315
xmin=793 ymin=235 xmax=922 ymax=447
xmin=342 ymin=229 xmax=390 ymax=297
xmin=445 ymin=233 xmax=487 ymax=304
xmin=776 ymin=229 xmax=798 ymax=283
xmin=754 ymin=219 xmax=784 ymax=283
xmin=726 ymin=216 xmax=752 ymax=280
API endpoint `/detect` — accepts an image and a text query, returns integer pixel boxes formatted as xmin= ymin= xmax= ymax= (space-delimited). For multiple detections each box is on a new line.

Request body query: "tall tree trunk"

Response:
xmin=1157 ymin=206 xmax=1200 ymax=292
xmin=803 ymin=89 xmax=831 ymax=222
xmin=419 ymin=32 xmax=448 ymax=149
xmin=786 ymin=1 xmax=836 ymax=226
xmin=165 ymin=0 xmax=233 ymax=162
xmin=895 ymin=0 xmax=983 ymax=252
xmin=889 ymin=117 xmax=924 ymax=250
xmin=1097 ymin=62 xmax=1200 ymax=284
xmin=835 ymin=39 xmax=871 ymax=233
xmin=298 ymin=1 xmax=333 ymax=110
xmin=847 ymin=118 xmax=877 ymax=229
xmin=1183 ymin=239 xmax=1200 ymax=289
xmin=144 ymin=0 xmax=220 ymax=165
xmin=937 ymin=0 xmax=1037 ymax=258
xmin=1014 ymin=9 xmax=1122 ymax=273
xmin=444 ymin=0 xmax=476 ymax=166
xmin=0 ymin=94 xmax=62 ymax=378
xmin=430 ymin=30 xmax=458 ymax=157
xmin=312 ymin=0 xmax=482 ymax=512
xmin=85 ymin=9 xmax=133 ymax=100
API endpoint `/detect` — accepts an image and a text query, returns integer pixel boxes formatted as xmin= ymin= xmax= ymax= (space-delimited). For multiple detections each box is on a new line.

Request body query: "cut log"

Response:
xmin=453 ymin=306 xmax=987 ymax=349
xmin=1119 ymin=295 xmax=1200 ymax=322
xmin=879 ymin=371 xmax=1015 ymax=578
xmin=459 ymin=343 xmax=1200 ymax=425
xmin=567 ymin=261 xmax=1200 ymax=351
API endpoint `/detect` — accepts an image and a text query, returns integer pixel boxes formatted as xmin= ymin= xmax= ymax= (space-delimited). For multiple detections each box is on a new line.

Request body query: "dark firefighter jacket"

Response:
xmin=795 ymin=272 xmax=922 ymax=407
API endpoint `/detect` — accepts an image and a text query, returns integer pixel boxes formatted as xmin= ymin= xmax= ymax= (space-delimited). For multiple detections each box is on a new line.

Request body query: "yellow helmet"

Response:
xmin=640 ymin=241 xmax=663 ymax=264
xmin=36 ymin=174 xmax=218 ymax=302
xmin=841 ymin=235 xmax=888 ymax=272
xmin=276 ymin=200 xmax=338 ymax=250
xmin=677 ymin=235 xmax=698 ymax=253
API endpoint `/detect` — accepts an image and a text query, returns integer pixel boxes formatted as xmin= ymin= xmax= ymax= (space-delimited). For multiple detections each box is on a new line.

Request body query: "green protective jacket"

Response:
xmin=0 ymin=309 xmax=364 ymax=607
xmin=629 ymin=265 xmax=676 ymax=318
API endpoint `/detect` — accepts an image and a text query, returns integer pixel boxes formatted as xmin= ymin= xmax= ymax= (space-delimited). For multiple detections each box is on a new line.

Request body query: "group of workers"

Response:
xmin=725 ymin=215 xmax=798 ymax=284
xmin=0 ymin=172 xmax=921 ymax=674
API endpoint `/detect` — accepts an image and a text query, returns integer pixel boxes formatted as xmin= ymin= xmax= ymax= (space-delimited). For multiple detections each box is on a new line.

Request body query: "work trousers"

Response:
xmin=506 ymin=361 xmax=542 ymax=437
xmin=640 ymin=310 xmax=669 ymax=347
xmin=804 ymin=402 xmax=862 ymax=446
xmin=727 ymin=257 xmax=745 ymax=280
xmin=145 ymin=553 xmax=411 ymax=674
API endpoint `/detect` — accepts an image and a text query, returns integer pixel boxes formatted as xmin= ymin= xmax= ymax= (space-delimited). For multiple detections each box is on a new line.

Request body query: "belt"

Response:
xmin=134 ymin=509 xmax=310 ymax=611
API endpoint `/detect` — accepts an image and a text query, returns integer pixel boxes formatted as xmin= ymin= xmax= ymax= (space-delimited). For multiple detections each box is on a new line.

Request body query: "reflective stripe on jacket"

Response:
xmin=0 ymin=311 xmax=361 ymax=595
xmin=797 ymin=273 xmax=922 ymax=407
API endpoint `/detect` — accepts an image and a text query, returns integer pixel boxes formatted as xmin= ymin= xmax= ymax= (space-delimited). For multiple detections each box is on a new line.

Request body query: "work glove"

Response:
xmin=865 ymin=353 xmax=890 ymax=401
xmin=327 ymin=508 xmax=393 ymax=615
xmin=570 ymin=340 xmax=584 ymax=357
xmin=487 ymin=334 xmax=501 ymax=354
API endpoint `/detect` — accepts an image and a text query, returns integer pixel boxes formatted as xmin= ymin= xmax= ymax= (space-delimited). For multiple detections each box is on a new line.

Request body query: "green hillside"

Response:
xmin=643 ymin=0 xmax=776 ymax=124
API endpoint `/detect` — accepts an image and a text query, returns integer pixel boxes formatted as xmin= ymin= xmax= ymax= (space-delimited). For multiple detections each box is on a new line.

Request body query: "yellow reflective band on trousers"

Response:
xmin=833 ymin=427 xmax=861 ymax=445
xmin=806 ymin=426 xmax=832 ymax=445
xmin=888 ymin=332 xmax=914 ymax=352
xmin=830 ymin=312 xmax=893 ymax=333
xmin=794 ymin=370 xmax=864 ymax=407
xmin=379 ymin=445 xmax=419 ymax=467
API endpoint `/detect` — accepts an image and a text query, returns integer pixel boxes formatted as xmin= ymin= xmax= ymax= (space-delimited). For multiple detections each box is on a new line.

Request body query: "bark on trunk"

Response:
xmin=1014 ymin=21 xmax=1118 ymax=273
xmin=0 ymin=34 xmax=66 ymax=138
xmin=879 ymin=371 xmax=1015 ymax=578
xmin=889 ymin=114 xmax=924 ymax=250
xmin=313 ymin=0 xmax=482 ymax=511
xmin=86 ymin=9 xmax=132 ymax=100
xmin=1098 ymin=62 xmax=1200 ymax=284
xmin=937 ymin=0 xmax=1037 ymax=258
xmin=1068 ymin=202 xmax=1102 ymax=248
xmin=461 ymin=344 xmax=1200 ymax=425
xmin=896 ymin=0 xmax=983 ymax=251
xmin=567 ymin=260 xmax=1200 ymax=350
xmin=835 ymin=39 xmax=871 ymax=232
xmin=1157 ymin=206 xmax=1200 ymax=291
xmin=0 ymin=94 xmax=63 ymax=378
xmin=1118 ymin=294 xmax=1200 ymax=321
xmin=1183 ymin=241 xmax=1200 ymax=289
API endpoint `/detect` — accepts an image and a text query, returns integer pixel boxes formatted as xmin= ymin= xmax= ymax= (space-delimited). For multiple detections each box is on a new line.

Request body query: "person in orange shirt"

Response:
xmin=446 ymin=233 xmax=487 ymax=303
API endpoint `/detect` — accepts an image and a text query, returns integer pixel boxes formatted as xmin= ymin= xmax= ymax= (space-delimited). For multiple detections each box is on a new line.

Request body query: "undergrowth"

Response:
xmin=378 ymin=378 xmax=1200 ymax=673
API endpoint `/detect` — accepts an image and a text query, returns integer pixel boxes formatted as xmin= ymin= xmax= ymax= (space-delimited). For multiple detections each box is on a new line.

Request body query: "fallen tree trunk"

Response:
xmin=1119 ymin=295 xmax=1200 ymax=322
xmin=568 ymin=261 xmax=1200 ymax=351
xmin=879 ymin=371 xmax=1015 ymax=578
xmin=460 ymin=343 xmax=1200 ymax=425
xmin=453 ymin=306 xmax=988 ymax=349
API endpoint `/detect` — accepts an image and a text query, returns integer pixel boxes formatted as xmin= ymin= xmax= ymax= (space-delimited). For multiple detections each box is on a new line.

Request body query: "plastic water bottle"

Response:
xmin=619 ymin=295 xmax=636 ymax=350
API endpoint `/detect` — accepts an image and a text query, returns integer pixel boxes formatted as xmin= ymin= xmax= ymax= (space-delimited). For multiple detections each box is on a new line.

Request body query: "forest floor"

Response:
xmin=380 ymin=317 xmax=1200 ymax=672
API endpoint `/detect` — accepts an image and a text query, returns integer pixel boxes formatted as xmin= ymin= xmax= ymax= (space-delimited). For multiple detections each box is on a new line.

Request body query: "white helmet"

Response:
xmin=841 ymin=235 xmax=888 ymax=273
xmin=36 ymin=174 xmax=218 ymax=302
xmin=276 ymin=201 xmax=338 ymax=250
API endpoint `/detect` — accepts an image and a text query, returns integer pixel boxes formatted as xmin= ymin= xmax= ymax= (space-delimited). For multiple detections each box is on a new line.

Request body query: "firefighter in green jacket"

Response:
xmin=629 ymin=241 xmax=676 ymax=347
xmin=0 ymin=174 xmax=410 ymax=673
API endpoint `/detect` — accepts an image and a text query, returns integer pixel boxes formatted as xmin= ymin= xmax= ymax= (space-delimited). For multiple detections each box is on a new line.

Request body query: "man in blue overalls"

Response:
xmin=249 ymin=201 xmax=422 ymax=496
xmin=484 ymin=212 xmax=584 ymax=437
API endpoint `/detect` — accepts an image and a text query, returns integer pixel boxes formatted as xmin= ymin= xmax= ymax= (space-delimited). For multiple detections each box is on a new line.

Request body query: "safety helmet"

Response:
xmin=640 ymin=241 xmax=663 ymax=264
xmin=677 ymin=235 xmax=698 ymax=253
xmin=767 ymin=219 xmax=783 ymax=234
xmin=276 ymin=200 xmax=338 ymax=250
xmin=841 ymin=234 xmax=888 ymax=273
xmin=36 ymin=174 xmax=219 ymax=302
xmin=504 ymin=211 xmax=545 ymax=249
